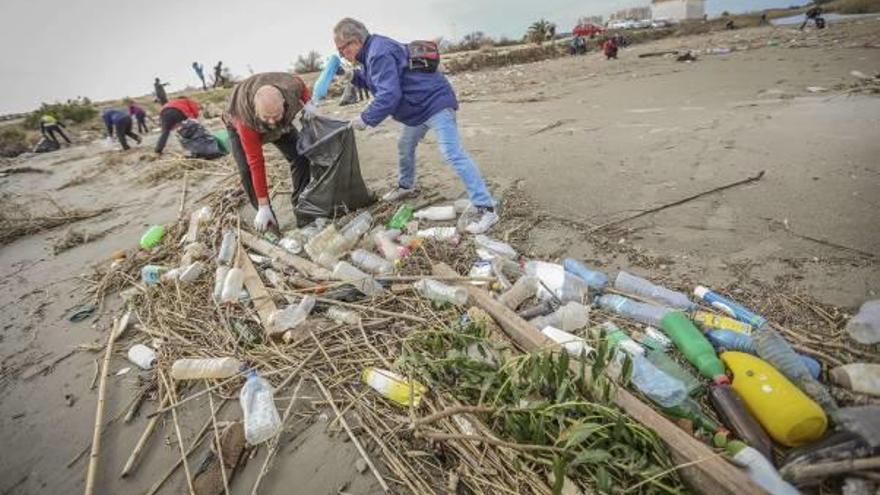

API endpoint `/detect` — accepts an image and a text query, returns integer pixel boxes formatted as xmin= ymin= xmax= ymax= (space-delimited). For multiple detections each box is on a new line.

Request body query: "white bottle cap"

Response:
xmin=693 ymin=286 xmax=709 ymax=299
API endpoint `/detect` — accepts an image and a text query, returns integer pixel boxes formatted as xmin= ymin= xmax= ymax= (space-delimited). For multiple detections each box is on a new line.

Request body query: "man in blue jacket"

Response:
xmin=333 ymin=18 xmax=497 ymax=234
xmin=101 ymin=108 xmax=141 ymax=151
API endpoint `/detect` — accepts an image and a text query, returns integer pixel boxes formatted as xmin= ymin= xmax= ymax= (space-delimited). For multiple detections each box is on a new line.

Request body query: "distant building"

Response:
xmin=651 ymin=0 xmax=706 ymax=21
xmin=578 ymin=15 xmax=604 ymax=25
xmin=610 ymin=6 xmax=652 ymax=21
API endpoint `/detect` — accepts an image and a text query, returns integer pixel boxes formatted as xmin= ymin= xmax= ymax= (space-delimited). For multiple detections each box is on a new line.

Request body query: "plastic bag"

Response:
xmin=177 ymin=119 xmax=225 ymax=159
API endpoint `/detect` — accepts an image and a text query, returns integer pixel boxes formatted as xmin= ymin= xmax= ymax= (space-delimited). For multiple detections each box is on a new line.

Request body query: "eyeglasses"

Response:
xmin=336 ymin=39 xmax=354 ymax=55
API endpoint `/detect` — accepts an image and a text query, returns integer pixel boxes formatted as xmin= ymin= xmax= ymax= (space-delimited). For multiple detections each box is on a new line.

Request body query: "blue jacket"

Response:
xmin=102 ymin=109 xmax=127 ymax=136
xmin=354 ymin=34 xmax=457 ymax=127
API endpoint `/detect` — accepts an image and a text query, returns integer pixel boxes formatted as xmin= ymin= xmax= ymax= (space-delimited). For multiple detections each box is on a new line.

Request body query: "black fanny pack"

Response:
xmin=407 ymin=40 xmax=440 ymax=73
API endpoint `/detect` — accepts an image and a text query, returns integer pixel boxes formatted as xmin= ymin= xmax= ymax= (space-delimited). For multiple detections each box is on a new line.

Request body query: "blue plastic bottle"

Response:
xmin=707 ymin=330 xmax=822 ymax=380
xmin=693 ymin=286 xmax=767 ymax=328
xmin=311 ymin=54 xmax=342 ymax=104
xmin=562 ymin=259 xmax=609 ymax=290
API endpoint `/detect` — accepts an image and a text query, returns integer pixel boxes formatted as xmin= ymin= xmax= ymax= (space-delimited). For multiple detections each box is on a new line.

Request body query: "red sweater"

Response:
xmin=162 ymin=98 xmax=200 ymax=119
xmin=234 ymin=85 xmax=310 ymax=201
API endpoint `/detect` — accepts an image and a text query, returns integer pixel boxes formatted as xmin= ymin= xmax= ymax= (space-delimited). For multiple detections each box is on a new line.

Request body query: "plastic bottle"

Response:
xmin=645 ymin=349 xmax=703 ymax=396
xmin=221 ymin=268 xmax=245 ymax=303
xmin=707 ymin=330 xmax=821 ymax=379
xmin=198 ymin=205 xmax=212 ymax=223
xmin=693 ymin=286 xmax=767 ymax=328
xmin=185 ymin=211 xmax=201 ymax=243
xmin=829 ymin=364 xmax=880 ymax=397
xmin=611 ymin=351 xmax=687 ymax=408
xmin=692 ymin=311 xmax=753 ymax=335
xmin=388 ymin=204 xmax=414 ymax=230
xmin=498 ymin=276 xmax=538 ymax=310
xmin=453 ymin=198 xmax=471 ymax=213
xmin=661 ymin=312 xmax=728 ymax=383
xmin=643 ymin=326 xmax=672 ymax=351
xmin=181 ymin=242 xmax=209 ymax=266
xmin=178 ymin=261 xmax=205 ymax=284
xmin=326 ymin=307 xmax=361 ymax=325
xmin=846 ymin=300 xmax=880 ymax=345
xmin=597 ymin=294 xmax=672 ymax=327
xmin=171 ymin=357 xmax=241 ymax=380
xmin=139 ymin=225 xmax=165 ymax=250
xmin=311 ymin=53 xmax=342 ymax=103
xmin=562 ymin=258 xmax=609 ymax=290
xmin=541 ymin=326 xmax=596 ymax=358
xmin=414 ymin=205 xmax=456 ymax=221
xmin=710 ymin=384 xmax=774 ymax=461
xmin=474 ymin=235 xmax=517 ymax=259
xmin=279 ymin=236 xmax=302 ymax=254
xmin=529 ymin=302 xmax=589 ymax=332
xmin=362 ymin=368 xmax=427 ymax=407
xmin=330 ymin=211 xmax=373 ymax=254
xmin=518 ymin=301 xmax=555 ymax=320
xmin=661 ymin=397 xmax=722 ymax=434
xmin=213 ymin=265 xmax=229 ymax=301
xmin=725 ymin=441 xmax=800 ymax=495
xmin=373 ymin=231 xmax=408 ymax=262
xmin=332 ymin=261 xmax=384 ymax=296
xmin=127 ymin=344 xmax=157 ymax=370
xmin=270 ymin=296 xmax=316 ymax=331
xmin=752 ymin=327 xmax=837 ymax=413
xmin=597 ymin=321 xmax=645 ymax=356
xmin=614 ymin=271 xmax=695 ymax=310
xmin=141 ymin=265 xmax=168 ymax=285
xmin=240 ymin=371 xmax=283 ymax=445
xmin=721 ymin=351 xmax=827 ymax=447
xmin=305 ymin=224 xmax=340 ymax=260
xmin=350 ymin=249 xmax=394 ymax=275
xmin=415 ymin=279 xmax=467 ymax=305
xmin=525 ymin=261 xmax=589 ymax=303
xmin=264 ymin=268 xmax=283 ymax=287
xmin=417 ymin=227 xmax=460 ymax=245
xmin=217 ymin=230 xmax=236 ymax=266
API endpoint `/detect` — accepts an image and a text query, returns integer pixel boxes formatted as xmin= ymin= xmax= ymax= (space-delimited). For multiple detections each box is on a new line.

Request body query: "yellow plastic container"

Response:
xmin=362 ymin=368 xmax=427 ymax=407
xmin=721 ymin=352 xmax=827 ymax=447
xmin=692 ymin=311 xmax=753 ymax=335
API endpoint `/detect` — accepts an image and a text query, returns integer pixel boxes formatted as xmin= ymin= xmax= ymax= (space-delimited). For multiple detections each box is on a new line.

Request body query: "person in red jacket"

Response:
xmin=224 ymin=72 xmax=315 ymax=232
xmin=155 ymin=97 xmax=200 ymax=154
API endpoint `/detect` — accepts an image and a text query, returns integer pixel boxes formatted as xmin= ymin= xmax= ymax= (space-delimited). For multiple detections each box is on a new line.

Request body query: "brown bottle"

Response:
xmin=709 ymin=383 xmax=774 ymax=461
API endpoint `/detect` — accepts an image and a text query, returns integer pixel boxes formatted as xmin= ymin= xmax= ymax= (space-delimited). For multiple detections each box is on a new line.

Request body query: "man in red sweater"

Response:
xmin=155 ymin=97 xmax=201 ymax=154
xmin=224 ymin=72 xmax=314 ymax=232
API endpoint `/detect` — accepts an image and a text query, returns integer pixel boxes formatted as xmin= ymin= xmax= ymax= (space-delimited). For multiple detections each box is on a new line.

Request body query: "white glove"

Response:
xmin=349 ymin=116 xmax=367 ymax=131
xmin=302 ymin=101 xmax=319 ymax=119
xmin=253 ymin=204 xmax=278 ymax=232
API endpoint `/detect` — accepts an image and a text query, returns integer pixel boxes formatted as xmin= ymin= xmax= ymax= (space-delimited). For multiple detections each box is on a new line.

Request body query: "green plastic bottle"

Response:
xmin=661 ymin=312 xmax=728 ymax=384
xmin=139 ymin=225 xmax=166 ymax=250
xmin=387 ymin=204 xmax=413 ymax=230
xmin=646 ymin=349 xmax=703 ymax=396
xmin=661 ymin=397 xmax=721 ymax=434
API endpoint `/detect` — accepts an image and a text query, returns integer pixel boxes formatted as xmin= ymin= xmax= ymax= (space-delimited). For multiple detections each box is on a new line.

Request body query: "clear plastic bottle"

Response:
xmin=611 ymin=351 xmax=687 ymax=408
xmin=220 ymin=268 xmax=245 ymax=303
xmin=726 ymin=441 xmax=801 ymax=495
xmin=498 ymin=276 xmax=538 ymax=310
xmin=305 ymin=224 xmax=340 ymax=260
xmin=414 ymin=205 xmax=456 ymax=221
xmin=707 ymin=330 xmax=821 ymax=379
xmin=270 ymin=296 xmax=316 ymax=331
xmin=829 ymin=364 xmax=880 ymax=397
xmin=474 ymin=235 xmax=517 ymax=259
xmin=529 ymin=302 xmax=590 ymax=331
xmin=417 ymin=227 xmax=460 ymax=245
xmin=415 ymin=279 xmax=467 ymax=305
xmin=178 ymin=261 xmax=205 ymax=284
xmin=263 ymin=268 xmax=283 ymax=287
xmin=127 ymin=344 xmax=157 ymax=370
xmin=181 ymin=242 xmax=208 ymax=266
xmin=213 ymin=265 xmax=229 ymax=301
xmin=141 ymin=265 xmax=168 ymax=285
xmin=170 ymin=357 xmax=241 ymax=380
xmin=646 ymin=349 xmax=703 ymax=396
xmin=217 ymin=230 xmax=237 ymax=266
xmin=350 ymin=249 xmax=394 ymax=275
xmin=524 ymin=261 xmax=589 ymax=302
xmin=597 ymin=321 xmax=645 ymax=356
xmin=279 ymin=236 xmax=302 ymax=254
xmin=693 ymin=286 xmax=767 ymax=328
xmin=240 ymin=371 xmax=283 ymax=445
xmin=332 ymin=261 xmax=384 ymax=296
xmin=338 ymin=211 xmax=372 ymax=241
xmin=374 ymin=231 xmax=407 ymax=261
xmin=185 ymin=210 xmax=201 ymax=243
xmin=326 ymin=306 xmax=361 ymax=325
xmin=562 ymin=258 xmax=609 ymax=290
xmin=597 ymin=294 xmax=672 ymax=327
xmin=846 ymin=300 xmax=880 ymax=345
xmin=541 ymin=326 xmax=595 ymax=358
xmin=614 ymin=271 xmax=696 ymax=310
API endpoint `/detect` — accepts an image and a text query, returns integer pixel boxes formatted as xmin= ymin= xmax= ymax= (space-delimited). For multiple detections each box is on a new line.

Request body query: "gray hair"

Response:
xmin=334 ymin=18 xmax=369 ymax=42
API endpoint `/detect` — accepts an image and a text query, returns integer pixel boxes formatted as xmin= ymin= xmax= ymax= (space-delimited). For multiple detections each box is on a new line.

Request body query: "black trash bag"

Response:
xmin=295 ymin=116 xmax=375 ymax=225
xmin=34 ymin=137 xmax=60 ymax=153
xmin=177 ymin=119 xmax=225 ymax=159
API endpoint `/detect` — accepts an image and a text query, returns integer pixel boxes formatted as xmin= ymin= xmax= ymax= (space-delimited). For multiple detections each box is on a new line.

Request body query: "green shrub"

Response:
xmin=22 ymin=97 xmax=97 ymax=129
xmin=0 ymin=126 xmax=33 ymax=157
xmin=830 ymin=0 xmax=880 ymax=13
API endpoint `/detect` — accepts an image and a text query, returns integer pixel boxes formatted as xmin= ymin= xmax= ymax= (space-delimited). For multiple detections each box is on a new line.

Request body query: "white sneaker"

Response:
xmin=381 ymin=187 xmax=416 ymax=202
xmin=465 ymin=208 xmax=498 ymax=234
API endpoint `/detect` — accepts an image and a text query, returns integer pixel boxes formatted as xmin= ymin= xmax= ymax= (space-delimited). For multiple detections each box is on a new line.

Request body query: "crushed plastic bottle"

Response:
xmin=693 ymin=286 xmax=767 ymax=328
xmin=171 ymin=357 xmax=241 ymax=380
xmin=279 ymin=236 xmax=303 ymax=254
xmin=597 ymin=321 xmax=645 ymax=356
xmin=562 ymin=258 xmax=609 ymax=290
xmin=614 ymin=271 xmax=696 ymax=310
xmin=498 ymin=276 xmax=538 ymax=310
xmin=829 ymin=364 xmax=880 ymax=397
xmin=414 ymin=205 xmax=456 ymax=221
xmin=331 ymin=211 xmax=373 ymax=254
xmin=270 ymin=296 xmax=316 ymax=331
xmin=707 ymin=330 xmax=821 ymax=379
xmin=139 ymin=225 xmax=166 ymax=250
xmin=178 ymin=261 xmax=205 ymax=284
xmin=326 ymin=307 xmax=361 ymax=325
xmin=373 ymin=231 xmax=409 ymax=261
xmin=332 ymin=261 xmax=384 ymax=296
xmin=181 ymin=242 xmax=209 ymax=266
xmin=692 ymin=311 xmax=753 ymax=335
xmin=416 ymin=227 xmax=460 ymax=245
xmin=541 ymin=326 xmax=595 ymax=358
xmin=597 ymin=294 xmax=672 ymax=327
xmin=141 ymin=265 xmax=169 ymax=285
xmin=362 ymin=367 xmax=427 ymax=407
xmin=646 ymin=349 xmax=703 ymax=396
xmin=607 ymin=348 xmax=687 ymax=408
xmin=127 ymin=344 xmax=157 ymax=370
xmin=305 ymin=224 xmax=340 ymax=260
xmin=525 ymin=261 xmax=589 ymax=303
xmin=388 ymin=204 xmax=414 ymax=230
xmin=415 ymin=279 xmax=467 ymax=306
xmin=350 ymin=249 xmax=394 ymax=275
xmin=220 ymin=268 xmax=245 ymax=303
xmin=529 ymin=302 xmax=589 ymax=332
xmin=726 ymin=441 xmax=800 ymax=495
xmin=217 ymin=230 xmax=237 ymax=266
xmin=263 ymin=268 xmax=283 ymax=287
xmin=846 ymin=300 xmax=880 ymax=345
xmin=240 ymin=371 xmax=283 ymax=445
xmin=213 ymin=265 xmax=229 ymax=301
xmin=474 ymin=235 xmax=517 ymax=259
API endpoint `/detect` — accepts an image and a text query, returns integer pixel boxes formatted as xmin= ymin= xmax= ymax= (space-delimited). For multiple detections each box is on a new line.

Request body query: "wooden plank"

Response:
xmin=239 ymin=252 xmax=279 ymax=337
xmin=239 ymin=230 xmax=331 ymax=281
xmin=432 ymin=262 xmax=769 ymax=495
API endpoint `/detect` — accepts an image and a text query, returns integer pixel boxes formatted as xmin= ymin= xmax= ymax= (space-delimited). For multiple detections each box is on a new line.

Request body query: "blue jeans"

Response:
xmin=397 ymin=108 xmax=494 ymax=208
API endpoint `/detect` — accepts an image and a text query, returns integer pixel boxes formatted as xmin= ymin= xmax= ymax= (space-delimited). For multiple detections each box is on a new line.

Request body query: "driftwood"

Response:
xmin=83 ymin=319 xmax=120 ymax=495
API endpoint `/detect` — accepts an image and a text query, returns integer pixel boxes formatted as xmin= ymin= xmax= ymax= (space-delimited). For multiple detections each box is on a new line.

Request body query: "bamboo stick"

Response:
xmin=83 ymin=318 xmax=119 ymax=495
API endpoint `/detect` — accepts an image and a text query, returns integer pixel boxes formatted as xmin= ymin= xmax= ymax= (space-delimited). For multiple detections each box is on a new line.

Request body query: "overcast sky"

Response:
xmin=0 ymin=0 xmax=800 ymax=114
